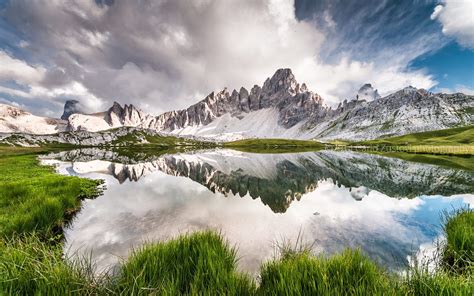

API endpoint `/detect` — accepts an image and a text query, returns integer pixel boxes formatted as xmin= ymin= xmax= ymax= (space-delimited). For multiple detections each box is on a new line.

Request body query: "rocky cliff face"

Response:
xmin=1 ymin=68 xmax=473 ymax=140
xmin=66 ymin=102 xmax=153 ymax=132
xmin=305 ymin=87 xmax=473 ymax=140
xmin=145 ymin=69 xmax=326 ymax=132
xmin=61 ymin=100 xmax=84 ymax=120
xmin=140 ymin=68 xmax=472 ymax=140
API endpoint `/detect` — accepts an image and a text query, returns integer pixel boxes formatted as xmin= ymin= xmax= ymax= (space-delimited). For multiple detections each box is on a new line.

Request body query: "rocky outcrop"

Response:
xmin=61 ymin=100 xmax=84 ymax=120
xmin=305 ymin=87 xmax=474 ymax=140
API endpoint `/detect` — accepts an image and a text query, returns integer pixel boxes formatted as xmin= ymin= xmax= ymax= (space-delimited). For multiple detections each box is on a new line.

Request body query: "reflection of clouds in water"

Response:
xmin=62 ymin=164 xmax=470 ymax=275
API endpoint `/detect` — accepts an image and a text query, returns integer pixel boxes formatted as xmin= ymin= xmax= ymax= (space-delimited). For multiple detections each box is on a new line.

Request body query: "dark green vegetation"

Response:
xmin=355 ymin=125 xmax=474 ymax=147
xmin=224 ymin=138 xmax=324 ymax=153
xmin=0 ymin=148 xmax=473 ymax=295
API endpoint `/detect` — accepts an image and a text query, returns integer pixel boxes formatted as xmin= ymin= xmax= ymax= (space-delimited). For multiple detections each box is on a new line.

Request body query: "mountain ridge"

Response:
xmin=1 ymin=68 xmax=473 ymax=141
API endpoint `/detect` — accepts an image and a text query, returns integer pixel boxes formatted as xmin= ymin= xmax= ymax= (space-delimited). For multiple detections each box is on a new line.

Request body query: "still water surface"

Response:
xmin=42 ymin=149 xmax=473 ymax=274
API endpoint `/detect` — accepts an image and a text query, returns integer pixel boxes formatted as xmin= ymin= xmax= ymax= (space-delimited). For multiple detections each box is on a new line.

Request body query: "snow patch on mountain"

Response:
xmin=0 ymin=103 xmax=66 ymax=134
xmin=169 ymin=108 xmax=310 ymax=141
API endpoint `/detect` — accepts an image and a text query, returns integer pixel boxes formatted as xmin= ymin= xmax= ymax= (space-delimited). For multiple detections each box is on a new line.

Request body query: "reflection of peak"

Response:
xmin=47 ymin=149 xmax=474 ymax=213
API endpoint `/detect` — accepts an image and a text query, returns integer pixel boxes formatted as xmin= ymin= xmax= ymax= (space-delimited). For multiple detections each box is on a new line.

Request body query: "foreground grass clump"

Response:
xmin=0 ymin=235 xmax=105 ymax=295
xmin=403 ymin=268 xmax=473 ymax=295
xmin=116 ymin=231 xmax=255 ymax=295
xmin=259 ymin=249 xmax=396 ymax=295
xmin=442 ymin=208 xmax=474 ymax=275
xmin=0 ymin=151 xmax=102 ymax=236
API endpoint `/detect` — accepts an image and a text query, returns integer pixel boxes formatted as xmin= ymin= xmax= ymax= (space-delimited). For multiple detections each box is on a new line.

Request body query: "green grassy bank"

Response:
xmin=0 ymin=149 xmax=473 ymax=295
xmin=224 ymin=138 xmax=324 ymax=153
xmin=356 ymin=125 xmax=474 ymax=146
xmin=350 ymin=125 xmax=474 ymax=156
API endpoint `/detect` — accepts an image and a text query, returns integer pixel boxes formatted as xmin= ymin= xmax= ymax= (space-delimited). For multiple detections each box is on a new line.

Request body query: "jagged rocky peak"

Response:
xmin=262 ymin=68 xmax=299 ymax=95
xmin=356 ymin=83 xmax=380 ymax=101
xmin=61 ymin=100 xmax=85 ymax=120
xmin=105 ymin=101 xmax=148 ymax=126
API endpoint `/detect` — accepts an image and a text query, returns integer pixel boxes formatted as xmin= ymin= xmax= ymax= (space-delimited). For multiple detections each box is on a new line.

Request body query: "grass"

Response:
xmin=259 ymin=249 xmax=396 ymax=295
xmin=111 ymin=129 xmax=216 ymax=149
xmin=0 ymin=148 xmax=473 ymax=295
xmin=349 ymin=125 xmax=474 ymax=156
xmin=442 ymin=208 xmax=474 ymax=275
xmin=116 ymin=231 xmax=256 ymax=295
xmin=224 ymin=138 xmax=324 ymax=153
xmin=365 ymin=151 xmax=474 ymax=171
xmin=0 ymin=149 xmax=103 ymax=237
xmin=356 ymin=125 xmax=474 ymax=147
xmin=0 ymin=234 xmax=106 ymax=295
xmin=402 ymin=269 xmax=473 ymax=295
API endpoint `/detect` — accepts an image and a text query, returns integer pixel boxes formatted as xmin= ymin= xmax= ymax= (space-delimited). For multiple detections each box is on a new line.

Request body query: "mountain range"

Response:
xmin=1 ymin=68 xmax=473 ymax=141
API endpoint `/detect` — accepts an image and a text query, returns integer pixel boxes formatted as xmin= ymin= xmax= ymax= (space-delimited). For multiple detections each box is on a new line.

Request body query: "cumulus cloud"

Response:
xmin=0 ymin=51 xmax=45 ymax=85
xmin=431 ymin=0 xmax=474 ymax=49
xmin=0 ymin=0 xmax=442 ymax=116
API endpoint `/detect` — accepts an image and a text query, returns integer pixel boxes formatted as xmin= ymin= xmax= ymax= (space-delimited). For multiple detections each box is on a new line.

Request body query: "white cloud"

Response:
xmin=455 ymin=85 xmax=474 ymax=95
xmin=435 ymin=84 xmax=474 ymax=95
xmin=431 ymin=0 xmax=474 ymax=48
xmin=0 ymin=51 xmax=45 ymax=85
xmin=0 ymin=49 xmax=105 ymax=114
xmin=3 ymin=0 xmax=439 ymax=116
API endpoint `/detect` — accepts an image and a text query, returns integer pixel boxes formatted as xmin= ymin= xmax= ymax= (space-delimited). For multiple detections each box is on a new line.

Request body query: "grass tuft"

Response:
xmin=258 ymin=249 xmax=396 ymax=295
xmin=442 ymin=208 xmax=474 ymax=275
xmin=115 ymin=231 xmax=256 ymax=295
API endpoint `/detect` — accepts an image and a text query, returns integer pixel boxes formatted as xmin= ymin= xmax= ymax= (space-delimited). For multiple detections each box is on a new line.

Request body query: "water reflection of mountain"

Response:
xmin=46 ymin=149 xmax=474 ymax=213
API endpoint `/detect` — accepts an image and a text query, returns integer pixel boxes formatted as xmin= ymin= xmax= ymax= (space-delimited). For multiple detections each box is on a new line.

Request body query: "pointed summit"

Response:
xmin=262 ymin=68 xmax=299 ymax=96
xmin=61 ymin=100 xmax=84 ymax=120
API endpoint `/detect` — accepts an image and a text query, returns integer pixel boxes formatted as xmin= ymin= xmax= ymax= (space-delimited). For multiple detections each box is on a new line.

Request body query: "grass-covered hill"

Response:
xmin=355 ymin=125 xmax=474 ymax=146
xmin=224 ymin=138 xmax=324 ymax=153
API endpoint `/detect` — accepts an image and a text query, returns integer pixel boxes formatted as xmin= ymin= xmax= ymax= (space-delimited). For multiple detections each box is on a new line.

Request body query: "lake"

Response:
xmin=41 ymin=148 xmax=473 ymax=274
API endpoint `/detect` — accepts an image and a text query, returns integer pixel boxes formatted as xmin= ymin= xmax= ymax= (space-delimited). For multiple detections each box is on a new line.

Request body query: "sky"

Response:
xmin=0 ymin=0 xmax=473 ymax=117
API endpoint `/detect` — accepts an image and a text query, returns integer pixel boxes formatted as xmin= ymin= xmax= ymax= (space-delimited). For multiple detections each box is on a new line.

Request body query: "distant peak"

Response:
xmin=272 ymin=68 xmax=294 ymax=78
xmin=356 ymin=83 xmax=380 ymax=101
xmin=263 ymin=68 xmax=299 ymax=95
xmin=61 ymin=100 xmax=84 ymax=120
